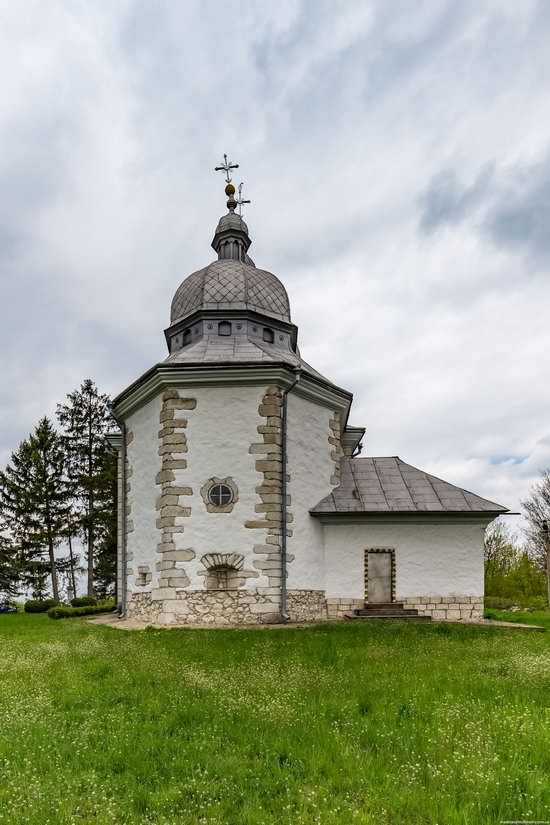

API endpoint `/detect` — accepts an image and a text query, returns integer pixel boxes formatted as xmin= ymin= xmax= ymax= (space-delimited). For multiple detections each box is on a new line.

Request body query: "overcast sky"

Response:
xmin=1 ymin=0 xmax=549 ymax=530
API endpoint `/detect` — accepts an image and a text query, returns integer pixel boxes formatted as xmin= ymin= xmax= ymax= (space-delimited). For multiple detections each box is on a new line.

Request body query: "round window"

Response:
xmin=208 ymin=483 xmax=233 ymax=508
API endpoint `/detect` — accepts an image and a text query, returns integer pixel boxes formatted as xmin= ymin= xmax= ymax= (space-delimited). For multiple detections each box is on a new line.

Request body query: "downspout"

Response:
xmin=109 ymin=405 xmax=127 ymax=618
xmin=280 ymin=367 xmax=301 ymax=620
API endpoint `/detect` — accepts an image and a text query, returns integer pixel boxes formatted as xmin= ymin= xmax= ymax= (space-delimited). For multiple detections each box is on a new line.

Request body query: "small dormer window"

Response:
xmin=263 ymin=327 xmax=274 ymax=344
xmin=183 ymin=328 xmax=192 ymax=345
xmin=219 ymin=321 xmax=231 ymax=336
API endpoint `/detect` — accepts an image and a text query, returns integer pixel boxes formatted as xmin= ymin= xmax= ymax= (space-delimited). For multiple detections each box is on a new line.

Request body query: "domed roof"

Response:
xmin=215 ymin=212 xmax=249 ymax=236
xmin=170 ymin=259 xmax=291 ymax=325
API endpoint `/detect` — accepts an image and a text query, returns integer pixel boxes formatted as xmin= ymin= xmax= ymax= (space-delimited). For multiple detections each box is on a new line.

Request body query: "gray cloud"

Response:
xmin=419 ymin=164 xmax=494 ymax=233
xmin=1 ymin=0 xmax=550 ymax=532
xmin=419 ymin=153 xmax=550 ymax=268
xmin=486 ymin=159 xmax=550 ymax=260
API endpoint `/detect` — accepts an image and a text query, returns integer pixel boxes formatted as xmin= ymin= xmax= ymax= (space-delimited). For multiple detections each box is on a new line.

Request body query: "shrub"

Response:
xmin=70 ymin=596 xmax=97 ymax=607
xmin=24 ymin=599 xmax=58 ymax=613
xmin=47 ymin=604 xmax=115 ymax=620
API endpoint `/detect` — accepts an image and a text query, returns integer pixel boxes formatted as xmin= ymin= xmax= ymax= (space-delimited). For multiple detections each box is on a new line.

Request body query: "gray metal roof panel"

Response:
xmin=163 ymin=335 xmax=337 ymax=386
xmin=311 ymin=456 xmax=508 ymax=515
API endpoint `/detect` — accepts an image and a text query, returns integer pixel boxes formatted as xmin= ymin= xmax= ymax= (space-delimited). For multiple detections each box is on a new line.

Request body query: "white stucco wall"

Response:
xmin=124 ymin=383 xmax=489 ymax=606
xmin=178 ymin=385 xmax=270 ymax=589
xmin=126 ymin=385 xmax=276 ymax=593
xmin=323 ymin=522 xmax=487 ymax=598
xmin=126 ymin=395 xmax=163 ymax=590
xmin=286 ymin=392 xmax=335 ymax=589
xmin=124 ymin=383 xmax=342 ymax=596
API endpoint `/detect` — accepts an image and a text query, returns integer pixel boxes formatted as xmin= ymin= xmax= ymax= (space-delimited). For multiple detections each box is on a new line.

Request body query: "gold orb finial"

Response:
xmin=225 ymin=182 xmax=236 ymax=196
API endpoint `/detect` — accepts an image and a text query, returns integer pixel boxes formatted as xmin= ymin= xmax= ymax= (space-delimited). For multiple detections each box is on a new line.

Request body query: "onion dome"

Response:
xmin=170 ymin=259 xmax=291 ymax=325
xmin=170 ymin=179 xmax=291 ymax=325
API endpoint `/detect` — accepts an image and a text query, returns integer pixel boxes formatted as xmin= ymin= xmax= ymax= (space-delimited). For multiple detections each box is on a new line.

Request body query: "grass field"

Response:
xmin=0 ymin=614 xmax=549 ymax=825
xmin=484 ymin=607 xmax=550 ymax=631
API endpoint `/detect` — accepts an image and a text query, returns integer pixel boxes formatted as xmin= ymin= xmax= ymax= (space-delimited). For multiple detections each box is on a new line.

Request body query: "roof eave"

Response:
xmin=112 ymin=360 xmax=353 ymax=420
xmin=309 ymin=509 xmax=508 ymax=525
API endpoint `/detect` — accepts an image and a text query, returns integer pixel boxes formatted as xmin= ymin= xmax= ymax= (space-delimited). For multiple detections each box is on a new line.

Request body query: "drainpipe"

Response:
xmin=280 ymin=366 xmax=301 ymax=620
xmin=109 ymin=405 xmax=127 ymax=618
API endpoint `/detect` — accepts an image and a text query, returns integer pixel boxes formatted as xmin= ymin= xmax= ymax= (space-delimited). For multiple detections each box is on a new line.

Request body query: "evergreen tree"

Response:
xmin=57 ymin=379 xmax=116 ymax=596
xmin=93 ymin=445 xmax=118 ymax=598
xmin=61 ymin=504 xmax=83 ymax=599
xmin=0 ymin=523 xmax=19 ymax=601
xmin=0 ymin=418 xmax=68 ymax=602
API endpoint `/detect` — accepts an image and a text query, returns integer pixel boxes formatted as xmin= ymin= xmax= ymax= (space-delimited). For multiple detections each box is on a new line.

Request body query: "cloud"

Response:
xmin=419 ymin=164 xmax=494 ymax=233
xmin=1 ymin=0 xmax=550 ymax=537
xmin=486 ymin=158 xmax=550 ymax=260
xmin=419 ymin=154 xmax=550 ymax=266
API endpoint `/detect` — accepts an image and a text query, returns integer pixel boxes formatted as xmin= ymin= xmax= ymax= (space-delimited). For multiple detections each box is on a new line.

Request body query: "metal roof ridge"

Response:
xmin=371 ymin=457 xmax=391 ymax=509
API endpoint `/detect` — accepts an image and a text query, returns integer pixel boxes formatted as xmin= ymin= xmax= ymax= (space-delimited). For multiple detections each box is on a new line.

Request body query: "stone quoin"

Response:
xmin=107 ymin=160 xmax=508 ymax=626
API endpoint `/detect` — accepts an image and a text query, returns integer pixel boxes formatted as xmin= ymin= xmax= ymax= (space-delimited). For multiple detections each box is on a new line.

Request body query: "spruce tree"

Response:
xmin=0 ymin=418 xmax=68 ymax=602
xmin=57 ymin=379 xmax=116 ymax=597
xmin=62 ymin=505 xmax=82 ymax=600
xmin=0 ymin=523 xmax=19 ymax=602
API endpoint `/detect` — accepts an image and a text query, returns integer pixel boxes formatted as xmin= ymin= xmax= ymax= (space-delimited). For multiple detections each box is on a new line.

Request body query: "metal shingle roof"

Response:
xmin=170 ymin=260 xmax=291 ymax=325
xmin=215 ymin=213 xmax=249 ymax=235
xmin=310 ymin=456 xmax=508 ymax=515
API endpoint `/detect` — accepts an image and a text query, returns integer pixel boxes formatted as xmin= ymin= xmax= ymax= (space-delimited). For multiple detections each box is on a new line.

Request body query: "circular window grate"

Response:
xmin=208 ymin=483 xmax=233 ymax=508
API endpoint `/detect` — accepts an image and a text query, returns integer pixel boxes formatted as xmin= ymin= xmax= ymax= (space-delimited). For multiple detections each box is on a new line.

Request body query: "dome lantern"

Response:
xmin=164 ymin=156 xmax=297 ymax=359
xmin=212 ymin=155 xmax=252 ymax=263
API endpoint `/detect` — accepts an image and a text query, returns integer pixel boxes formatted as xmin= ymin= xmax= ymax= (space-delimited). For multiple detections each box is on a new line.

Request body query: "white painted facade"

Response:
xmin=125 ymin=394 xmax=162 ymax=592
xmin=323 ymin=521 xmax=488 ymax=599
xmin=286 ymin=392 xmax=334 ymax=590
xmin=111 ymin=198 xmax=505 ymax=625
xmin=125 ymin=382 xmax=340 ymax=601
xmin=118 ymin=373 xmax=497 ymax=624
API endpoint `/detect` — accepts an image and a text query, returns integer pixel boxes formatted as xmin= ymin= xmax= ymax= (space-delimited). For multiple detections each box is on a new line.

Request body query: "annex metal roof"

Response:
xmin=170 ymin=260 xmax=291 ymax=326
xmin=311 ymin=456 xmax=508 ymax=515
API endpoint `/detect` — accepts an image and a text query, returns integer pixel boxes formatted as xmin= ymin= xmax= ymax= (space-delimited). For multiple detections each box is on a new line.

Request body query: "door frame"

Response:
xmin=364 ymin=548 xmax=396 ymax=603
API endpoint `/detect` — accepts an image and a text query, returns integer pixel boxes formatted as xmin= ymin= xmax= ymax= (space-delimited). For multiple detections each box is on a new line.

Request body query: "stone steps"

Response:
xmin=345 ymin=602 xmax=432 ymax=622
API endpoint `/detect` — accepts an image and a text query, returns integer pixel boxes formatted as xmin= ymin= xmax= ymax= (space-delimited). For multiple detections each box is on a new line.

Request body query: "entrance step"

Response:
xmin=345 ymin=602 xmax=431 ymax=622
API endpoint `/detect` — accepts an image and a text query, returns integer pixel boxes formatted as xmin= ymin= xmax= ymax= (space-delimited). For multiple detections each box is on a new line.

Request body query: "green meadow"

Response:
xmin=0 ymin=614 xmax=549 ymax=825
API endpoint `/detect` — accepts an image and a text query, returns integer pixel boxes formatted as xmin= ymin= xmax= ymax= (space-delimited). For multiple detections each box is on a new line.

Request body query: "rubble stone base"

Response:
xmin=125 ymin=592 xmax=484 ymax=625
xmin=126 ymin=589 xmax=326 ymax=626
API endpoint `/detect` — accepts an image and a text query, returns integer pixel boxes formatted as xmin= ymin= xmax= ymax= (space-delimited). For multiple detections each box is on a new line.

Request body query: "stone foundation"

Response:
xmin=401 ymin=595 xmax=484 ymax=620
xmin=286 ymin=590 xmax=327 ymax=621
xmin=126 ymin=592 xmax=162 ymax=624
xmin=125 ymin=592 xmax=484 ymax=626
xmin=126 ymin=588 xmax=326 ymax=626
xmin=326 ymin=597 xmax=365 ymax=619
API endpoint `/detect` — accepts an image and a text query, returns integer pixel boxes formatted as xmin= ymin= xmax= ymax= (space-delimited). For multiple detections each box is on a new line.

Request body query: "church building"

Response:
xmin=109 ymin=159 xmax=507 ymax=626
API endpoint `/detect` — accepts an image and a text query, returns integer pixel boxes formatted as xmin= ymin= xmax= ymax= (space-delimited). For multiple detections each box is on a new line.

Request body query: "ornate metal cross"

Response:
xmin=236 ymin=182 xmax=251 ymax=216
xmin=214 ymin=154 xmax=239 ymax=184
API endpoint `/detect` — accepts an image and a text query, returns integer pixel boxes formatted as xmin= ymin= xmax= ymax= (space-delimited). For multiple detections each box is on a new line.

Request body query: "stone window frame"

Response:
xmin=364 ymin=548 xmax=396 ymax=604
xmin=135 ymin=565 xmax=152 ymax=587
xmin=198 ymin=552 xmax=247 ymax=591
xmin=200 ymin=476 xmax=239 ymax=513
